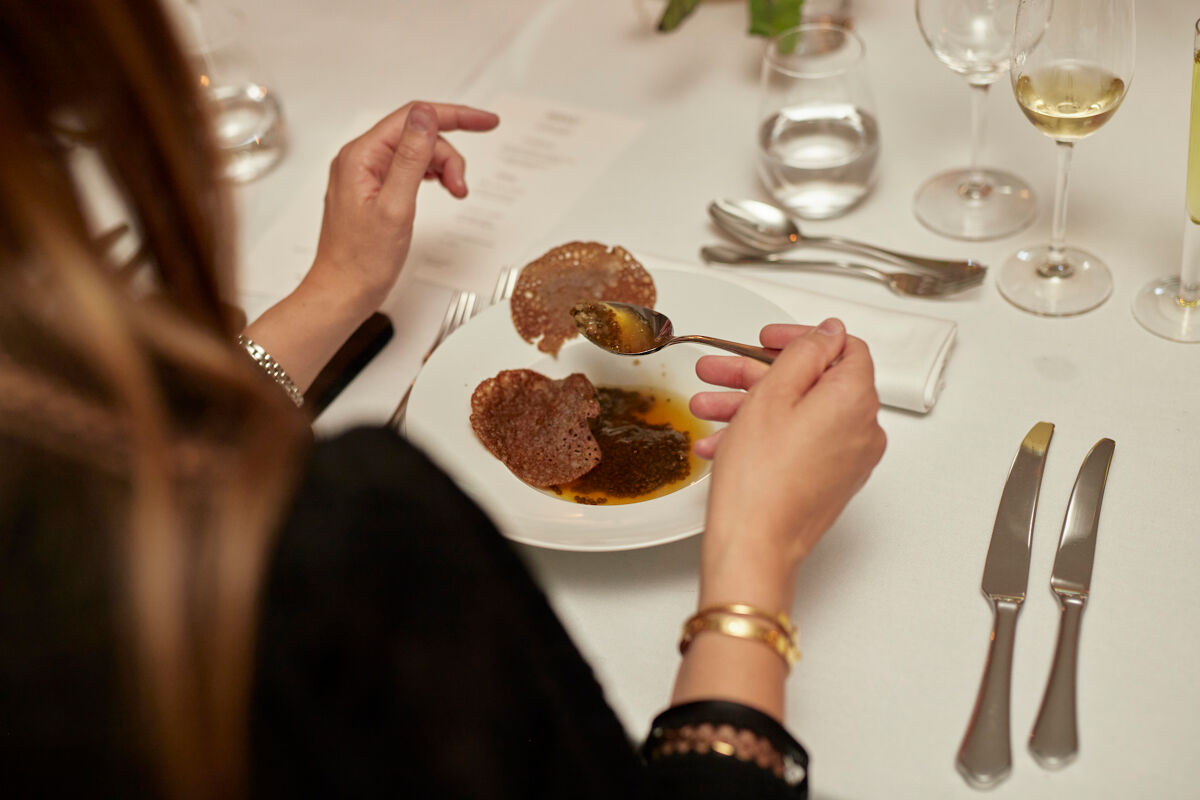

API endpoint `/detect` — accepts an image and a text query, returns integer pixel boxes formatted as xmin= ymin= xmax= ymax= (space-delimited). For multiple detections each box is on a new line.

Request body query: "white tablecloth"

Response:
xmin=235 ymin=1 xmax=1200 ymax=797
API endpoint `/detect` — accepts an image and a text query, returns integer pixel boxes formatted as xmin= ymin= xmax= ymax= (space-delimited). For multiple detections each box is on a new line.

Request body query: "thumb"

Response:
xmin=759 ymin=317 xmax=848 ymax=399
xmin=377 ymin=103 xmax=439 ymax=214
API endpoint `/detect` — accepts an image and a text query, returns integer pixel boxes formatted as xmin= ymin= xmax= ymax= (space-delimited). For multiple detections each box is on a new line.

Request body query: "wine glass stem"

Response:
xmin=1043 ymin=140 xmax=1075 ymax=278
xmin=1181 ymin=223 xmax=1200 ymax=305
xmin=962 ymin=82 xmax=991 ymax=200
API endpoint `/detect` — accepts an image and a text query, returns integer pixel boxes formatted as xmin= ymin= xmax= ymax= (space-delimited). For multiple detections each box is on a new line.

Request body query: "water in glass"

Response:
xmin=757 ymin=103 xmax=879 ymax=220
xmin=756 ymin=23 xmax=878 ymax=219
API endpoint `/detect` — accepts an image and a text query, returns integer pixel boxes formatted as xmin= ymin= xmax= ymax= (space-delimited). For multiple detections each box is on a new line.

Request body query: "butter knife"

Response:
xmin=957 ymin=421 xmax=1055 ymax=789
xmin=1028 ymin=438 xmax=1116 ymax=768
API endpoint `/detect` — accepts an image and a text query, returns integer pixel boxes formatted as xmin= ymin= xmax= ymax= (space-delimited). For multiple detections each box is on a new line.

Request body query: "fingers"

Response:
xmin=759 ymin=323 xmax=817 ymax=349
xmin=336 ymin=101 xmax=499 ymax=198
xmin=428 ymin=138 xmax=467 ymax=196
xmin=695 ymin=353 xmax=771 ymax=390
xmin=693 ymin=428 xmax=725 ymax=460
xmin=376 ymin=104 xmax=440 ymax=218
xmin=366 ymin=101 xmax=499 ymax=142
xmin=689 ymin=391 xmax=746 ymax=421
xmin=756 ymin=318 xmax=848 ymax=401
xmin=803 ymin=335 xmax=878 ymax=410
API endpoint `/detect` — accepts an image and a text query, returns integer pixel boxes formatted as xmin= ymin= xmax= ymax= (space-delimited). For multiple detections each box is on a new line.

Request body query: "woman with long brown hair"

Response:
xmin=0 ymin=1 xmax=885 ymax=797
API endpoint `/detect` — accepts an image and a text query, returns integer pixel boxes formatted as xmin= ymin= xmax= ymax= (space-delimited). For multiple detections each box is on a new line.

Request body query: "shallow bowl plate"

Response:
xmin=405 ymin=266 xmax=791 ymax=551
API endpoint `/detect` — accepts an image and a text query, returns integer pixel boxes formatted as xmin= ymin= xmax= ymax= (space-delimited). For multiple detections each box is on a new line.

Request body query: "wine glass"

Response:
xmin=996 ymin=0 xmax=1134 ymax=316
xmin=914 ymin=0 xmax=1037 ymax=240
xmin=1132 ymin=17 xmax=1200 ymax=343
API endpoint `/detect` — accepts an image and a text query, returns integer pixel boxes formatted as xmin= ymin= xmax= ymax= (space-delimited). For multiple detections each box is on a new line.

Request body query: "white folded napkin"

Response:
xmin=637 ymin=254 xmax=957 ymax=414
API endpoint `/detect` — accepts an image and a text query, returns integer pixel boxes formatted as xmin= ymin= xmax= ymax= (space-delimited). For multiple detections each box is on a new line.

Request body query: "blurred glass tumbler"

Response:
xmin=756 ymin=23 xmax=879 ymax=220
xmin=181 ymin=3 xmax=287 ymax=183
xmin=802 ymin=0 xmax=853 ymax=28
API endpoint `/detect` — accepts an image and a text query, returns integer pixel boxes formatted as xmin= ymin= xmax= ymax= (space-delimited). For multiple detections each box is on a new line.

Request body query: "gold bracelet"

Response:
xmin=679 ymin=611 xmax=801 ymax=670
xmin=236 ymin=335 xmax=304 ymax=408
xmin=693 ymin=603 xmax=797 ymax=639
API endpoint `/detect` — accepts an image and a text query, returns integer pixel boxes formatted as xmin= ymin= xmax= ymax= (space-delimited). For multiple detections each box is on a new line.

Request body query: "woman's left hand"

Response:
xmin=307 ymin=101 xmax=500 ymax=315
xmin=242 ymin=102 xmax=498 ymax=394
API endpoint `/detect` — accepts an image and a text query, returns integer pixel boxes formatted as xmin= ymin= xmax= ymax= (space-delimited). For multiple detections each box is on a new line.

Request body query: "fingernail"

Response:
xmin=815 ymin=318 xmax=844 ymax=336
xmin=407 ymin=105 xmax=435 ymax=132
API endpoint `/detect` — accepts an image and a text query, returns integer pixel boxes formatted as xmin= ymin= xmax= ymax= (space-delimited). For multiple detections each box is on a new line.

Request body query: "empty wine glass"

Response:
xmin=997 ymin=0 xmax=1134 ymax=316
xmin=1132 ymin=17 xmax=1200 ymax=343
xmin=914 ymin=0 xmax=1037 ymax=240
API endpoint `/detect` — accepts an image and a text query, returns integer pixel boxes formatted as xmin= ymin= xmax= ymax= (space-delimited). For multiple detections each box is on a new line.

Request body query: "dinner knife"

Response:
xmin=956 ymin=421 xmax=1054 ymax=789
xmin=1028 ymin=437 xmax=1116 ymax=768
xmin=304 ymin=312 xmax=394 ymax=419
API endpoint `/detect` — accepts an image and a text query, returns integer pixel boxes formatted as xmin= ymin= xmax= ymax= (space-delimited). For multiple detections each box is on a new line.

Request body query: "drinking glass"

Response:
xmin=996 ymin=0 xmax=1134 ymax=316
xmin=802 ymin=0 xmax=853 ymax=28
xmin=1132 ymin=18 xmax=1200 ymax=343
xmin=756 ymin=23 xmax=879 ymax=220
xmin=177 ymin=1 xmax=287 ymax=182
xmin=913 ymin=0 xmax=1036 ymax=240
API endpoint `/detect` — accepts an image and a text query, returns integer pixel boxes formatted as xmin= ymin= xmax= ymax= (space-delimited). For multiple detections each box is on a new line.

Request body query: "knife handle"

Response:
xmin=1029 ymin=594 xmax=1086 ymax=768
xmin=957 ymin=598 xmax=1021 ymax=788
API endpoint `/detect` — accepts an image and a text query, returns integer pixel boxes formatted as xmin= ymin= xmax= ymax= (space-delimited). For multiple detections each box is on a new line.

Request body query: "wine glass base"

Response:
xmin=913 ymin=168 xmax=1037 ymax=241
xmin=1132 ymin=277 xmax=1200 ymax=342
xmin=997 ymin=245 xmax=1113 ymax=317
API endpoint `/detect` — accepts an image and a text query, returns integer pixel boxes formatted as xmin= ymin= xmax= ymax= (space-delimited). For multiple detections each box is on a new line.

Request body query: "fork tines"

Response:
xmin=491 ymin=264 xmax=520 ymax=305
xmin=389 ymin=289 xmax=476 ymax=431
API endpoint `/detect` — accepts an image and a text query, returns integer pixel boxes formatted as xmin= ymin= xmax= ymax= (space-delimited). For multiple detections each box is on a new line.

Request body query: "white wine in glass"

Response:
xmin=996 ymin=0 xmax=1134 ymax=317
xmin=913 ymin=0 xmax=1036 ymax=240
xmin=1132 ymin=17 xmax=1200 ymax=343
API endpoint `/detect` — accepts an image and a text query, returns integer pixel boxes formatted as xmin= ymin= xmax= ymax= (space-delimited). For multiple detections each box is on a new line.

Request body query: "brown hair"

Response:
xmin=0 ymin=0 xmax=308 ymax=795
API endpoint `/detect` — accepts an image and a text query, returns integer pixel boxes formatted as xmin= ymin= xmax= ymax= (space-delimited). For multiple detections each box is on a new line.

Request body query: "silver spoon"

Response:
xmin=709 ymin=198 xmax=985 ymax=275
xmin=570 ymin=301 xmax=775 ymax=363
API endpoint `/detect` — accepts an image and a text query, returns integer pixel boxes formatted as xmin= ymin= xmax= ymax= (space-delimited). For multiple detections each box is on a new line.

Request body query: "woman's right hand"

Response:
xmin=690 ymin=318 xmax=887 ymax=612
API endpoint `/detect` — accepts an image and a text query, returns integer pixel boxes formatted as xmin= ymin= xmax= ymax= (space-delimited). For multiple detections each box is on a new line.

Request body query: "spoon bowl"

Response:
xmin=571 ymin=301 xmax=775 ymax=363
xmin=709 ymin=197 xmax=986 ymax=276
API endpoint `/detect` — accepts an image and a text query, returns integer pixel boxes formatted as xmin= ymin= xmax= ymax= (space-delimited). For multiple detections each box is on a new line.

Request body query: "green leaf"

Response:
xmin=657 ymin=0 xmax=703 ymax=32
xmin=748 ymin=0 xmax=804 ymax=37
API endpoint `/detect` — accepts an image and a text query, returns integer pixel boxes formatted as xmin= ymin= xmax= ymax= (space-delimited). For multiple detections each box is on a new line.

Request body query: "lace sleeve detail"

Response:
xmin=642 ymin=700 xmax=809 ymax=794
xmin=645 ymin=721 xmax=806 ymax=786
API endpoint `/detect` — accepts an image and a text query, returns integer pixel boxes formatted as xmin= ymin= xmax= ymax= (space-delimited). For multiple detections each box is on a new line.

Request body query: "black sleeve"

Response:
xmin=250 ymin=426 xmax=808 ymax=799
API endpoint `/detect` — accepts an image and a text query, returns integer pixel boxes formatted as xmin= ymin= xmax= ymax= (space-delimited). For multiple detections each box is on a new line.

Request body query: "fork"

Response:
xmin=491 ymin=263 xmax=520 ymax=305
xmin=388 ymin=289 xmax=477 ymax=431
xmin=700 ymin=245 xmax=986 ymax=298
xmin=388 ymin=266 xmax=520 ymax=431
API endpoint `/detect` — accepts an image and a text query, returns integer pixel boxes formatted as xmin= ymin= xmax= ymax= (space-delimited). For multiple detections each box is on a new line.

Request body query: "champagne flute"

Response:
xmin=1132 ymin=17 xmax=1200 ymax=343
xmin=913 ymin=0 xmax=1037 ymax=240
xmin=996 ymin=0 xmax=1134 ymax=316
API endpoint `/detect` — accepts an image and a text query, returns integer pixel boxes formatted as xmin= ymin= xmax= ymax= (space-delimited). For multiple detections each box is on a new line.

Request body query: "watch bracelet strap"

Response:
xmin=236 ymin=335 xmax=304 ymax=408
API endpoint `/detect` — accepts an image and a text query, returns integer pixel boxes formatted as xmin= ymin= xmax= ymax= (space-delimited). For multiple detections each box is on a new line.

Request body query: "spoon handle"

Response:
xmin=809 ymin=234 xmax=982 ymax=273
xmin=701 ymin=245 xmax=892 ymax=284
xmin=670 ymin=335 xmax=775 ymax=363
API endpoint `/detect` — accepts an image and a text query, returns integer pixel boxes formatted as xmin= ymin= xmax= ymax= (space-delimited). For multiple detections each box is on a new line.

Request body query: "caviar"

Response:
xmin=549 ymin=386 xmax=711 ymax=505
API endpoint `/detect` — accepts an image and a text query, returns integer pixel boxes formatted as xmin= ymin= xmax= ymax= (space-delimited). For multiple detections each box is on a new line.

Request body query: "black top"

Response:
xmin=0 ymin=427 xmax=808 ymax=797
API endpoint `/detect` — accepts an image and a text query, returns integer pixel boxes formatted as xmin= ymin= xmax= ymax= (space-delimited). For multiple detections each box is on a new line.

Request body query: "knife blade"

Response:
xmin=956 ymin=421 xmax=1054 ymax=789
xmin=1029 ymin=438 xmax=1115 ymax=768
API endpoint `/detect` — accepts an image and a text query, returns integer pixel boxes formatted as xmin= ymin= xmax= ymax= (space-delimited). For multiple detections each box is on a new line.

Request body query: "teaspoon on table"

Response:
xmin=709 ymin=197 xmax=985 ymax=276
xmin=570 ymin=301 xmax=775 ymax=363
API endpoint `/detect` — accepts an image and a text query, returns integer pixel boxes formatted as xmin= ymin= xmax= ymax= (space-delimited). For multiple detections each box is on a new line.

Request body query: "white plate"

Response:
xmin=404 ymin=266 xmax=792 ymax=552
